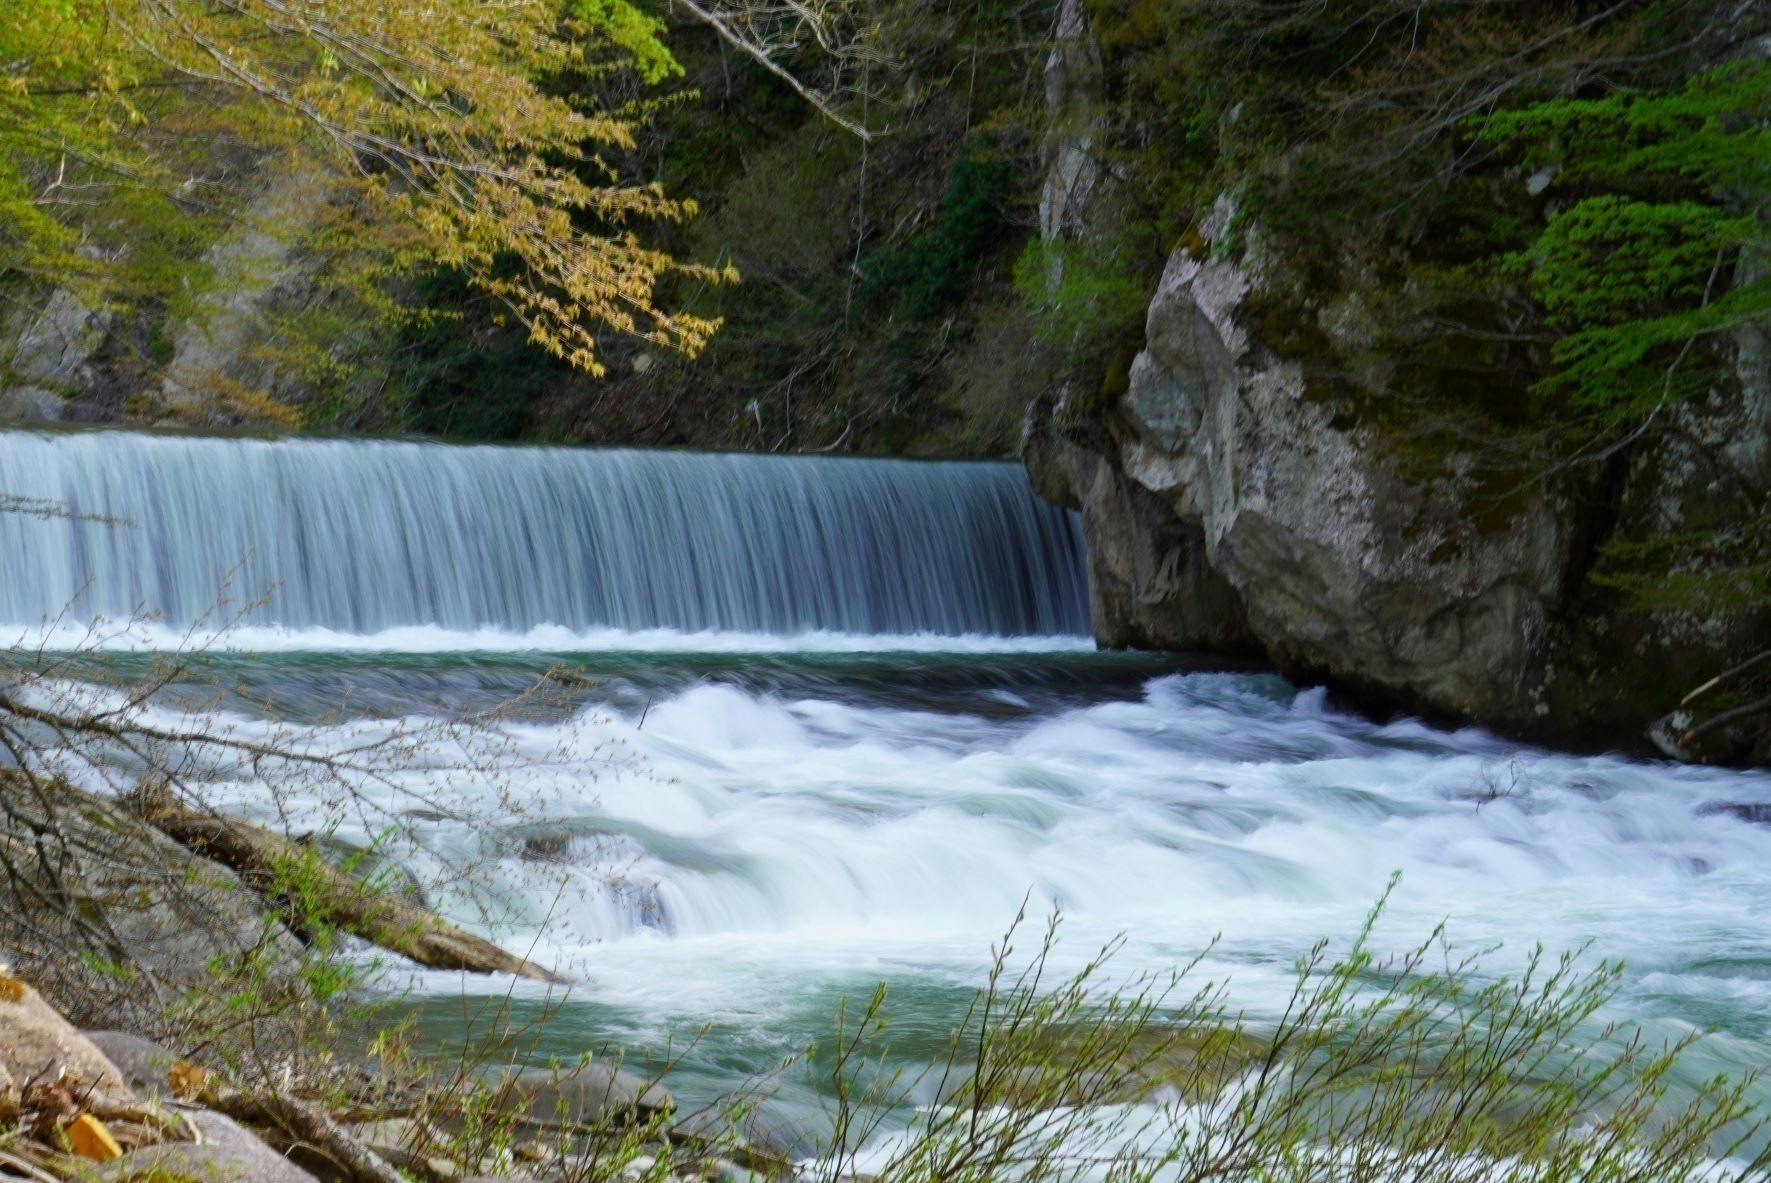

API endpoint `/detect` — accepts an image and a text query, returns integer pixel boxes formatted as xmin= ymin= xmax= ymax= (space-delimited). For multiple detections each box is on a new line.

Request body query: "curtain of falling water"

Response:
xmin=0 ymin=432 xmax=1089 ymax=636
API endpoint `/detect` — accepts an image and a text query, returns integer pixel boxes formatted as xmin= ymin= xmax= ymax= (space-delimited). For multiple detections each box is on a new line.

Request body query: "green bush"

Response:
xmin=1481 ymin=60 xmax=1770 ymax=425
xmin=862 ymin=146 xmax=1016 ymax=320
xmin=1011 ymin=235 xmax=1150 ymax=353
xmin=814 ymin=893 xmax=1771 ymax=1183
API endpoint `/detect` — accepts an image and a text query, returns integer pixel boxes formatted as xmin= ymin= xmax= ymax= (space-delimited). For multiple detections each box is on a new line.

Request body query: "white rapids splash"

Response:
xmin=5 ymin=428 xmax=1769 ymax=1165
xmin=0 ymin=619 xmax=1099 ymax=656
xmin=95 ymin=657 xmax=1769 ymax=1116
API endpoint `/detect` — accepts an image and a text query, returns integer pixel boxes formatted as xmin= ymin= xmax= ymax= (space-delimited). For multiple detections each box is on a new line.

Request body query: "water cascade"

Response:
xmin=4 ymin=427 xmax=1769 ymax=1150
xmin=0 ymin=431 xmax=1088 ymax=637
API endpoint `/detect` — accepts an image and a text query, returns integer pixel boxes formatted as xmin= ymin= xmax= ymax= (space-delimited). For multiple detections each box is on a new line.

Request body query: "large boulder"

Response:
xmin=491 ymin=1061 xmax=674 ymax=1125
xmin=90 ymin=1109 xmax=319 ymax=1183
xmin=1028 ymin=205 xmax=1768 ymax=751
xmin=0 ymin=776 xmax=303 ymax=1029
xmin=1119 ymin=237 xmax=1575 ymax=725
xmin=1025 ymin=423 xmax=1247 ymax=651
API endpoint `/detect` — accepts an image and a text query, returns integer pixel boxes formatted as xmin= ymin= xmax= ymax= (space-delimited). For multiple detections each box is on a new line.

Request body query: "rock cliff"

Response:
xmin=1027 ymin=210 xmax=1769 ymax=756
xmin=1023 ymin=9 xmax=1769 ymax=758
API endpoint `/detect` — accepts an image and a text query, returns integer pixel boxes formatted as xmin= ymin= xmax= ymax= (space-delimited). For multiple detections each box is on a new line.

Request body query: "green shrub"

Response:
xmin=1481 ymin=60 xmax=1770 ymax=426
xmin=1011 ymin=235 xmax=1150 ymax=353
xmin=862 ymin=146 xmax=1016 ymax=320
xmin=816 ymin=892 xmax=1770 ymax=1183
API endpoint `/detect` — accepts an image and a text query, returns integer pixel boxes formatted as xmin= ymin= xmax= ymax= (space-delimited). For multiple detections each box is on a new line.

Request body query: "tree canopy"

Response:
xmin=0 ymin=0 xmax=733 ymax=377
xmin=1483 ymin=59 xmax=1769 ymax=426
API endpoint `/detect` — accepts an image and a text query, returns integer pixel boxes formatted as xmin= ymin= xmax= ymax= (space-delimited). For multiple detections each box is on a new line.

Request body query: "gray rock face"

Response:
xmin=0 ymin=384 xmax=66 ymax=423
xmin=1120 ymin=243 xmax=1572 ymax=723
xmin=0 ymin=161 xmax=351 ymax=427
xmin=93 ymin=1109 xmax=320 ymax=1183
xmin=10 ymin=288 xmax=110 ymax=391
xmin=1020 ymin=0 xmax=1251 ymax=656
xmin=1038 ymin=0 xmax=1103 ymax=245
xmin=1026 ymin=424 xmax=1246 ymax=651
xmin=1027 ymin=219 xmax=1769 ymax=750
xmin=1 ymin=287 xmax=112 ymax=422
xmin=160 ymin=164 xmax=331 ymax=413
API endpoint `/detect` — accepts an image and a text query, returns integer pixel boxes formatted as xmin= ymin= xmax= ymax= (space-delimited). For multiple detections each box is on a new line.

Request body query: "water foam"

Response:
xmin=3 ymin=619 xmax=1098 ymax=656
xmin=149 ymin=667 xmax=1770 ymax=1051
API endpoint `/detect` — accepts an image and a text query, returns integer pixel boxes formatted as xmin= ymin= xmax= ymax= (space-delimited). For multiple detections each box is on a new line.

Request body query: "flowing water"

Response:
xmin=4 ymin=429 xmax=1770 ymax=1151
xmin=0 ymin=430 xmax=1086 ymax=636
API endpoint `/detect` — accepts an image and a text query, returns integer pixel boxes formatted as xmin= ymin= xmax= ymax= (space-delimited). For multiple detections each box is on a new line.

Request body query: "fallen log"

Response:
xmin=128 ymin=786 xmax=567 ymax=986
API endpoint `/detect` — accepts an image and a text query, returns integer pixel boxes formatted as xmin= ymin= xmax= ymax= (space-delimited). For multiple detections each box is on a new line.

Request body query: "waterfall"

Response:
xmin=0 ymin=431 xmax=1089 ymax=637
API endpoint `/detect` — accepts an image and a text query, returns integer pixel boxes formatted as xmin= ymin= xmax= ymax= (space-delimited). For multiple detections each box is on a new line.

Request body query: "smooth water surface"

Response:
xmin=0 ymin=431 xmax=1087 ymax=636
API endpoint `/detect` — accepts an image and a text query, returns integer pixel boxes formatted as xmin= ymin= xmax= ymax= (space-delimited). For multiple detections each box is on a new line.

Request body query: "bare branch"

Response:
xmin=669 ymin=0 xmax=892 ymax=139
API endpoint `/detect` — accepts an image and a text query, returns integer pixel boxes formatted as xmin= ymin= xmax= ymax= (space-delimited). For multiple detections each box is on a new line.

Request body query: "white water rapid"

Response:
xmin=3 ymin=429 xmax=1769 ymax=1163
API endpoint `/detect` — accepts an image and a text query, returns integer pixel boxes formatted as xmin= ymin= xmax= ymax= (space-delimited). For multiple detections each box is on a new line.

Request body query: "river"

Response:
xmin=3 ymin=429 xmax=1769 ymax=1153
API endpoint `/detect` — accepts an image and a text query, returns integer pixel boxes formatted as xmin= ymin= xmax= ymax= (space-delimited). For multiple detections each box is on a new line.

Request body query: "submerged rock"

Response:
xmin=514 ymin=827 xmax=578 ymax=864
xmin=491 ymin=1061 xmax=675 ymax=1125
xmin=1699 ymin=802 xmax=1771 ymax=827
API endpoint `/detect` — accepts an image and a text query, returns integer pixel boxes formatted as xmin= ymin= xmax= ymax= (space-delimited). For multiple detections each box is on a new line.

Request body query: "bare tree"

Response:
xmin=669 ymin=0 xmax=897 ymax=137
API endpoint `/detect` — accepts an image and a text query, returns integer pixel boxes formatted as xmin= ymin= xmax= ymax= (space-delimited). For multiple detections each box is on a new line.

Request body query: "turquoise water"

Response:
xmin=5 ymin=429 xmax=1769 ymax=1158
xmin=68 ymin=642 xmax=1771 ymax=1147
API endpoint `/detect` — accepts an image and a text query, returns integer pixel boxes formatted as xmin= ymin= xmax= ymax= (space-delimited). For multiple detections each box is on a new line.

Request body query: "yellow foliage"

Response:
xmin=1 ymin=0 xmax=725 ymax=376
xmin=166 ymin=1060 xmax=206 ymax=1100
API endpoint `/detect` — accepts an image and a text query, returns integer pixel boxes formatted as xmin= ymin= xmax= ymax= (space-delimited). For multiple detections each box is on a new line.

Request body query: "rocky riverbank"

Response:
xmin=0 ymin=776 xmax=785 ymax=1183
xmin=0 ymin=966 xmax=775 ymax=1183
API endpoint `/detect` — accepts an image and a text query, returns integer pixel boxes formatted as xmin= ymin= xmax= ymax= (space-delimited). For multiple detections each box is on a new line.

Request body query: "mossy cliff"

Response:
xmin=1024 ymin=1 xmax=1769 ymax=759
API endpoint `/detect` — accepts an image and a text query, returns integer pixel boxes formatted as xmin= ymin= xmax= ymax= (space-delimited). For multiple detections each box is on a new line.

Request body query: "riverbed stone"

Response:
xmin=0 ymin=777 xmax=303 ymax=1029
xmin=673 ymin=1102 xmax=816 ymax=1162
xmin=491 ymin=1061 xmax=674 ymax=1124
xmin=82 ymin=1031 xmax=186 ymax=1097
xmin=91 ymin=1109 xmax=319 ymax=1183
xmin=0 ymin=974 xmax=136 ymax=1107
